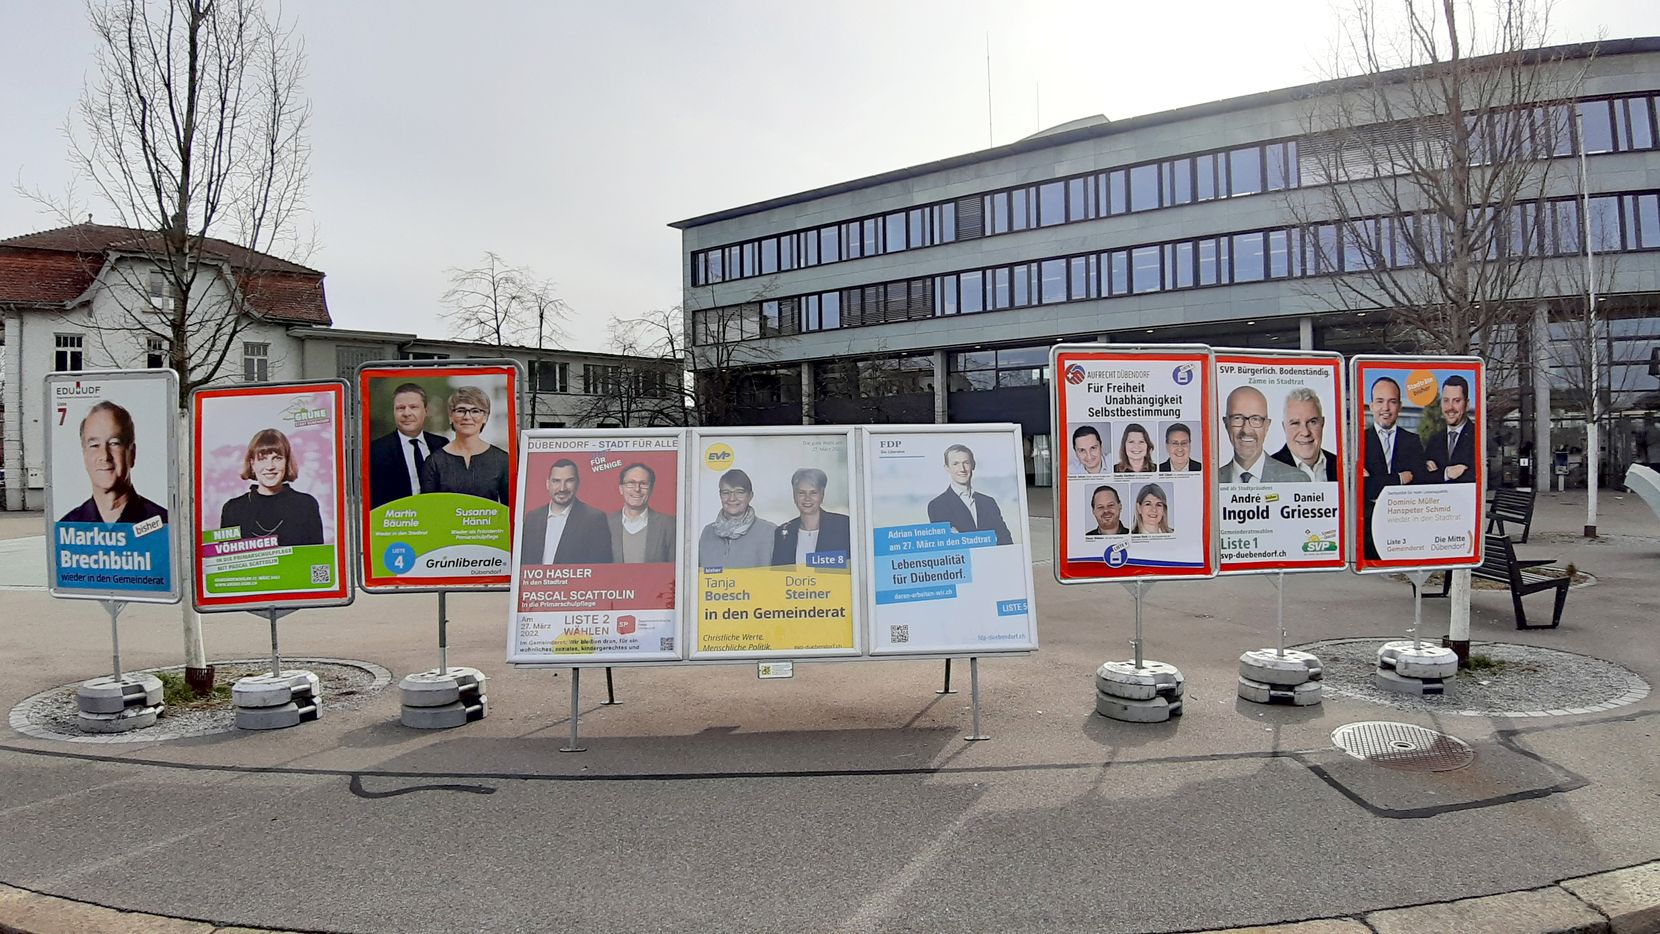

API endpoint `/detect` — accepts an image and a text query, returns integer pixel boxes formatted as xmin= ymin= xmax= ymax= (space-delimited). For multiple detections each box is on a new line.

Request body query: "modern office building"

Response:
xmin=671 ymin=38 xmax=1660 ymax=486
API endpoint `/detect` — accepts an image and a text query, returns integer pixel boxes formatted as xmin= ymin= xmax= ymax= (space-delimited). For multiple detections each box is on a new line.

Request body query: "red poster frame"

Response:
xmin=1351 ymin=356 xmax=1485 ymax=574
xmin=1053 ymin=346 xmax=1219 ymax=583
xmin=1215 ymin=350 xmax=1348 ymax=574
xmin=192 ymin=380 xmax=352 ymax=611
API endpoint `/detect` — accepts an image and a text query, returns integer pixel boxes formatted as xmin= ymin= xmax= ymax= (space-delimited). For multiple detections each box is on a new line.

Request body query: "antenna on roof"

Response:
xmin=985 ymin=33 xmax=994 ymax=148
xmin=85 ymin=213 xmax=93 ymax=224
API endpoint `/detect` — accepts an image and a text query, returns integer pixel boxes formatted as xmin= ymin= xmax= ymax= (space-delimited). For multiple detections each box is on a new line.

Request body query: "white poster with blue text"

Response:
xmin=862 ymin=425 xmax=1038 ymax=655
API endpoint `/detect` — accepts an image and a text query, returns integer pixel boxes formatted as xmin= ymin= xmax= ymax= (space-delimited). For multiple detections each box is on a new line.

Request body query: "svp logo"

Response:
xmin=703 ymin=443 xmax=736 ymax=470
xmin=1104 ymin=543 xmax=1129 ymax=568
xmin=1172 ymin=364 xmax=1195 ymax=386
xmin=1065 ymin=363 xmax=1086 ymax=385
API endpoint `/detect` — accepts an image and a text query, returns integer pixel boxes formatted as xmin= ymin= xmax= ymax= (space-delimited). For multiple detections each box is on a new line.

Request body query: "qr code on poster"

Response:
xmin=659 ymin=637 xmax=674 ymax=652
xmin=310 ymin=564 xmax=332 ymax=584
xmin=890 ymin=624 xmax=909 ymax=644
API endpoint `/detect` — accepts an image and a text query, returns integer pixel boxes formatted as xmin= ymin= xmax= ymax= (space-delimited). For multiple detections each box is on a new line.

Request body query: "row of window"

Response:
xmin=692 ymin=189 xmax=1660 ymax=344
xmin=51 ymin=333 xmax=265 ymax=380
xmin=689 ymin=90 xmax=1660 ymax=289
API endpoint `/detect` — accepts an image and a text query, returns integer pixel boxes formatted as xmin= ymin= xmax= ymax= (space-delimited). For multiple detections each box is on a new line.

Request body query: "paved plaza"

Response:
xmin=0 ymin=491 xmax=1657 ymax=933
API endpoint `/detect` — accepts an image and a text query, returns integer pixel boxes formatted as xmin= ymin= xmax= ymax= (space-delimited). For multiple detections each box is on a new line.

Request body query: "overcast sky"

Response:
xmin=1 ymin=1 xmax=1650 ymax=351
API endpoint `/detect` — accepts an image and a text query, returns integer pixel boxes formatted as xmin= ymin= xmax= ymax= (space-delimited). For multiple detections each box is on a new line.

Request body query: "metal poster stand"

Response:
xmin=602 ymin=667 xmax=620 ymax=706
xmin=437 ymin=591 xmax=449 ymax=674
xmin=936 ymin=659 xmax=957 ymax=695
xmin=261 ymin=607 xmax=298 ymax=676
xmin=1270 ymin=571 xmax=1287 ymax=657
xmin=102 ymin=599 xmax=127 ymax=683
xmin=964 ymin=657 xmax=988 ymax=742
xmin=560 ymin=668 xmax=585 ymax=753
xmin=1406 ymin=570 xmax=1430 ymax=650
xmin=1121 ymin=580 xmax=1155 ymax=668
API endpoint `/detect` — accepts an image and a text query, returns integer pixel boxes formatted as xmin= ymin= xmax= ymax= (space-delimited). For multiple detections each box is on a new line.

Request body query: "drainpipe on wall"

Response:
xmin=1 ymin=310 xmax=24 ymax=511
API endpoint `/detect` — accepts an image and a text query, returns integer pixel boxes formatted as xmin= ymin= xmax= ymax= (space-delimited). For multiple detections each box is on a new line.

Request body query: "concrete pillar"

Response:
xmin=800 ymin=362 xmax=813 ymax=425
xmin=932 ymin=350 xmax=947 ymax=424
xmin=1532 ymin=302 xmax=1551 ymax=481
xmin=1299 ymin=316 xmax=1314 ymax=350
xmin=2 ymin=311 xmax=23 ymax=511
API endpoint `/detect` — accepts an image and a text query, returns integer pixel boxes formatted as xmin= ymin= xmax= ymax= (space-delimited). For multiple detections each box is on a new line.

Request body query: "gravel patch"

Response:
xmin=1295 ymin=638 xmax=1649 ymax=717
xmin=8 ymin=657 xmax=392 ymax=744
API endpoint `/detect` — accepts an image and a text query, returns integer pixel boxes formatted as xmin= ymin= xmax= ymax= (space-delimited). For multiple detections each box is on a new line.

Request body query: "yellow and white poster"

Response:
xmin=689 ymin=428 xmax=859 ymax=658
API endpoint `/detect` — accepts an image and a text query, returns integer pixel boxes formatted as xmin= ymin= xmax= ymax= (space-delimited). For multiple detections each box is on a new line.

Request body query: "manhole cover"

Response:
xmin=1331 ymin=721 xmax=1474 ymax=772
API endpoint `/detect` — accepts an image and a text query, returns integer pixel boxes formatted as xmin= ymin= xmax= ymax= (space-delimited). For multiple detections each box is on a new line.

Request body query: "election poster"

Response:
xmin=45 ymin=369 xmax=180 ymax=603
xmin=689 ymin=428 xmax=859 ymax=658
xmin=1351 ymin=356 xmax=1485 ymax=573
xmin=1214 ymin=350 xmax=1347 ymax=573
xmin=1052 ymin=344 xmax=1218 ymax=582
xmin=506 ymin=431 xmax=683 ymax=664
xmin=357 ymin=361 xmax=520 ymax=592
xmin=862 ymin=424 xmax=1037 ymax=655
xmin=192 ymin=381 xmax=352 ymax=611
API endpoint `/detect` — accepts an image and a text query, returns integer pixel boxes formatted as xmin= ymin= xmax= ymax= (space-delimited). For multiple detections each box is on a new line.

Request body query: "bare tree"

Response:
xmin=440 ymin=252 xmax=569 ymax=349
xmin=676 ymin=283 xmax=796 ymax=426
xmin=1290 ymin=0 xmax=1590 ymax=360
xmin=22 ymin=0 xmax=314 ymax=410
xmin=1290 ymin=0 xmax=1593 ymax=665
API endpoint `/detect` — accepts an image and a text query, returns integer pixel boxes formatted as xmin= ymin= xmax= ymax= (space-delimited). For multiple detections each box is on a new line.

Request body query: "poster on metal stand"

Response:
xmin=191 ymin=380 xmax=354 ymax=612
xmin=506 ymin=429 xmax=685 ymax=664
xmin=1349 ymin=356 xmax=1486 ymax=696
xmin=860 ymin=424 xmax=1037 ymax=655
xmin=355 ymin=360 xmax=522 ymax=593
xmin=1052 ymin=343 xmax=1217 ymax=723
xmin=688 ymin=427 xmax=860 ymax=659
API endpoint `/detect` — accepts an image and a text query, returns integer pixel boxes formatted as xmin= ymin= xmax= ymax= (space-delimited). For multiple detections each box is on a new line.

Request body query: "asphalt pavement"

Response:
xmin=0 ymin=490 xmax=1657 ymax=933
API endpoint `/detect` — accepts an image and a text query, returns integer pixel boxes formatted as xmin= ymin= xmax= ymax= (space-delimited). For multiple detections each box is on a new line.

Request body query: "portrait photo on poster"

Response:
xmin=195 ymin=384 xmax=347 ymax=605
xmin=46 ymin=372 xmax=178 ymax=601
xmin=1213 ymin=353 xmax=1345 ymax=570
xmin=1355 ymin=360 xmax=1483 ymax=568
xmin=866 ymin=427 xmax=1035 ymax=654
xmin=1067 ymin=422 xmax=1111 ymax=476
xmin=508 ymin=433 xmax=682 ymax=663
xmin=690 ymin=431 xmax=857 ymax=657
xmin=358 ymin=364 xmax=517 ymax=589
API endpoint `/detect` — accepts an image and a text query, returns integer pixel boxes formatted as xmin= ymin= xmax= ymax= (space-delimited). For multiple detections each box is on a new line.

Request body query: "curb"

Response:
xmin=2 ymin=861 xmax=1658 ymax=933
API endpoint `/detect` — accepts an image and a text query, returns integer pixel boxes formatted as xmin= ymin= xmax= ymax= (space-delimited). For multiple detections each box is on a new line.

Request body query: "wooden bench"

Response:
xmin=1436 ymin=533 xmax=1569 ymax=629
xmin=1485 ymin=487 xmax=1536 ymax=543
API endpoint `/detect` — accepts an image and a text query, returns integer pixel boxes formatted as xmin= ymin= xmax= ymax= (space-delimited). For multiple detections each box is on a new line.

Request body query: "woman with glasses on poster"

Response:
xmin=1115 ymin=423 xmax=1157 ymax=474
xmin=419 ymin=386 xmax=510 ymax=504
xmin=697 ymin=468 xmax=777 ymax=569
xmin=219 ymin=428 xmax=325 ymax=546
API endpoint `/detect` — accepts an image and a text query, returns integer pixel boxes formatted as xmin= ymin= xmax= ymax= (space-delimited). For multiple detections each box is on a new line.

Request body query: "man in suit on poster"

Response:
xmin=1157 ymin=423 xmax=1201 ymax=473
xmin=1218 ymin=386 xmax=1304 ymax=483
xmin=1270 ymin=387 xmax=1338 ymax=482
xmin=520 ymin=459 xmax=613 ymax=565
xmin=367 ymin=383 xmax=451 ymax=509
xmin=1363 ymin=376 xmax=1427 ymax=559
xmin=607 ymin=463 xmax=677 ymax=564
xmin=927 ymin=444 xmax=1013 ymax=545
xmin=1423 ymin=375 xmax=1478 ymax=484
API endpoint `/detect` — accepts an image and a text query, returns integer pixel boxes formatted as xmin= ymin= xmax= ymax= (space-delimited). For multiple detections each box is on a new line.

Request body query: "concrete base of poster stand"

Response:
xmin=233 ymin=670 xmax=320 ymax=730
xmin=400 ymin=667 xmax=487 ymax=730
xmin=76 ymin=675 xmax=165 ymax=734
xmin=1373 ymin=668 xmax=1447 ymax=695
xmin=1378 ymin=641 xmax=1458 ymax=680
xmin=1237 ymin=676 xmax=1323 ymax=706
xmin=1237 ymin=649 xmax=1323 ymax=706
xmin=1094 ymin=660 xmax=1185 ymax=723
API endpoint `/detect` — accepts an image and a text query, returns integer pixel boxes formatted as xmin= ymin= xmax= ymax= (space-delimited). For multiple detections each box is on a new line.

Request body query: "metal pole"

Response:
xmin=1132 ymin=580 xmax=1145 ymax=669
xmin=965 ymin=657 xmax=989 ymax=741
xmin=559 ymin=667 xmax=586 ymax=753
xmin=269 ymin=608 xmax=282 ymax=677
xmin=936 ymin=658 xmax=956 ymax=695
xmin=1409 ymin=572 xmax=1427 ymax=651
xmin=437 ymin=591 xmax=449 ymax=675
xmin=1577 ymin=107 xmax=1601 ymax=537
xmin=1276 ymin=570 xmax=1287 ymax=657
xmin=602 ymin=666 xmax=620 ymax=706
xmin=104 ymin=600 xmax=125 ymax=683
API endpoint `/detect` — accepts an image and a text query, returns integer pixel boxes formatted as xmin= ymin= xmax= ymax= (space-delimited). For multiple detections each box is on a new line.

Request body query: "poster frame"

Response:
xmin=1050 ymin=343 xmax=1220 ymax=585
xmin=687 ymin=424 xmax=865 ymax=661
xmin=859 ymin=422 xmax=1038 ymax=656
xmin=1212 ymin=347 xmax=1350 ymax=576
xmin=191 ymin=378 xmax=355 ymax=612
xmin=43 ymin=368 xmax=182 ymax=605
xmin=353 ymin=358 xmax=524 ymax=594
xmin=1348 ymin=354 xmax=1486 ymax=576
xmin=505 ymin=426 xmax=687 ymax=666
